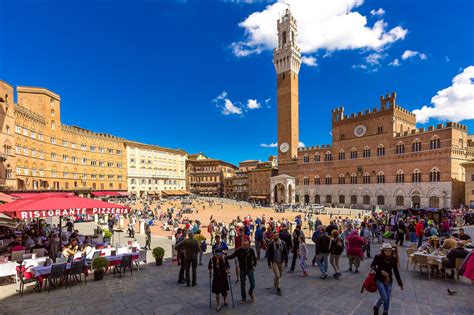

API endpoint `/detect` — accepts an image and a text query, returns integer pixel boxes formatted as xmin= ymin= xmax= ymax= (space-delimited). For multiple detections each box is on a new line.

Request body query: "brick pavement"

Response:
xmin=0 ymin=227 xmax=473 ymax=315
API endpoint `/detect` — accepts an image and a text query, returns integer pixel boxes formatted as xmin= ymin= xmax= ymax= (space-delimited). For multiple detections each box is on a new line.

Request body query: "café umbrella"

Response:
xmin=0 ymin=193 xmax=130 ymax=219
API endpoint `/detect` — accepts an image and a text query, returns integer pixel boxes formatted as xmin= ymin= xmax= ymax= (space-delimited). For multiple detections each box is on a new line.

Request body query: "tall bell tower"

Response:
xmin=273 ymin=9 xmax=301 ymax=163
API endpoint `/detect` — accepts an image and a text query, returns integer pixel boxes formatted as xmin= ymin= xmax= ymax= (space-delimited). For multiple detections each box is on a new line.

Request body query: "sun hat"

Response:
xmin=380 ymin=243 xmax=394 ymax=250
xmin=430 ymin=236 xmax=439 ymax=241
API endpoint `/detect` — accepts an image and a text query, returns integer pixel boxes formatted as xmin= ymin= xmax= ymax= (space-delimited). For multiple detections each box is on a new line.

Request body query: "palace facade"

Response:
xmin=270 ymin=9 xmax=474 ymax=209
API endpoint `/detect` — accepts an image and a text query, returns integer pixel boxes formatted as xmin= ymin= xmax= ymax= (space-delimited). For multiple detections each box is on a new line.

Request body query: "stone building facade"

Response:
xmin=186 ymin=154 xmax=237 ymax=197
xmin=462 ymin=161 xmax=474 ymax=209
xmin=125 ymin=141 xmax=187 ymax=197
xmin=270 ymin=10 xmax=474 ymax=209
xmin=223 ymin=160 xmax=260 ymax=200
xmin=249 ymin=160 xmax=278 ymax=205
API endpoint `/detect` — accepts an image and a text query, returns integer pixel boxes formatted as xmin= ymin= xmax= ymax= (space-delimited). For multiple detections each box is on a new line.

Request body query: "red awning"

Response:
xmin=0 ymin=192 xmax=16 ymax=203
xmin=0 ymin=193 xmax=130 ymax=219
xmin=117 ymin=192 xmax=129 ymax=196
xmin=91 ymin=191 xmax=121 ymax=197
xmin=9 ymin=192 xmax=75 ymax=199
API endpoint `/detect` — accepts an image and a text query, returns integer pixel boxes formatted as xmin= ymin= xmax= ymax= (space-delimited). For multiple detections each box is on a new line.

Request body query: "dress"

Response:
xmin=208 ymin=256 xmax=230 ymax=295
xmin=462 ymin=252 xmax=474 ymax=281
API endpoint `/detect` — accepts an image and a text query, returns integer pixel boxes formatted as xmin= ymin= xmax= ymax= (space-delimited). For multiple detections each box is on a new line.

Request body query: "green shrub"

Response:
xmin=92 ymin=257 xmax=110 ymax=270
xmin=103 ymin=229 xmax=113 ymax=239
xmin=152 ymin=247 xmax=165 ymax=259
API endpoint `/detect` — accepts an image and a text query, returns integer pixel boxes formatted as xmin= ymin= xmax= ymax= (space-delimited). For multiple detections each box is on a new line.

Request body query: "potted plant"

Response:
xmin=92 ymin=257 xmax=110 ymax=281
xmin=103 ymin=229 xmax=113 ymax=243
xmin=152 ymin=247 xmax=165 ymax=266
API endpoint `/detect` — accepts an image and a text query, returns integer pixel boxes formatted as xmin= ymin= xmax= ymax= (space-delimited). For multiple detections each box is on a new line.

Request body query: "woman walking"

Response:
xmin=346 ymin=230 xmax=364 ymax=273
xmin=208 ymin=248 xmax=230 ymax=311
xmin=329 ymin=230 xmax=344 ymax=279
xmin=371 ymin=243 xmax=403 ymax=315
xmin=298 ymin=236 xmax=308 ymax=277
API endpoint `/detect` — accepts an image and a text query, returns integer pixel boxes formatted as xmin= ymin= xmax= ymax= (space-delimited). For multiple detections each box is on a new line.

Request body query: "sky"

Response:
xmin=0 ymin=0 xmax=473 ymax=166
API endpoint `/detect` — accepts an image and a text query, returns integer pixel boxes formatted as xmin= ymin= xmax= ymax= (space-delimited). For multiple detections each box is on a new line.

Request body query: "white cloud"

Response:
xmin=329 ymin=131 xmax=333 ymax=136
xmin=352 ymin=64 xmax=367 ymax=70
xmin=231 ymin=0 xmax=407 ymax=58
xmin=370 ymin=8 xmax=385 ymax=16
xmin=401 ymin=50 xmax=427 ymax=61
xmin=413 ymin=66 xmax=474 ymax=123
xmin=247 ymin=99 xmax=261 ymax=109
xmin=389 ymin=58 xmax=401 ymax=67
xmin=365 ymin=52 xmax=385 ymax=65
xmin=301 ymin=56 xmax=318 ymax=67
xmin=223 ymin=99 xmax=243 ymax=115
xmin=264 ymin=98 xmax=271 ymax=108
xmin=298 ymin=141 xmax=305 ymax=148
xmin=445 ymin=56 xmax=450 ymax=62
xmin=260 ymin=142 xmax=277 ymax=148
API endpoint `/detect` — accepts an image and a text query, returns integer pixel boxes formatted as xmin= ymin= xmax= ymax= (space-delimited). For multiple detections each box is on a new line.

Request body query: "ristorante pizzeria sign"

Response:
xmin=19 ymin=207 xmax=129 ymax=219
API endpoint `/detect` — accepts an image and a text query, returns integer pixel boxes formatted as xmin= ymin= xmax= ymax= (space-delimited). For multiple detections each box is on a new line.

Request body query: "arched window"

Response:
xmin=350 ymin=195 xmax=357 ymax=204
xmin=396 ymin=142 xmax=405 ymax=154
xmin=314 ymin=153 xmax=320 ymax=162
xmin=377 ymin=195 xmax=385 ymax=205
xmin=339 ymin=195 xmax=345 ymax=204
xmin=325 ymin=174 xmax=332 ymax=185
xmin=350 ymin=148 xmax=357 ymax=159
xmin=429 ymin=196 xmax=440 ymax=208
xmin=363 ymin=172 xmax=371 ymax=184
xmin=396 ymin=170 xmax=405 ymax=183
xmin=430 ymin=136 xmax=441 ymax=150
xmin=314 ymin=176 xmax=320 ymax=185
xmin=396 ymin=196 xmax=404 ymax=206
xmin=314 ymin=195 xmax=320 ymax=204
xmin=363 ymin=146 xmax=371 ymax=158
xmin=412 ymin=169 xmax=421 ymax=183
xmin=51 ymin=109 xmax=55 ymax=117
xmin=363 ymin=195 xmax=370 ymax=205
xmin=412 ymin=139 xmax=421 ymax=152
xmin=325 ymin=151 xmax=332 ymax=161
xmin=326 ymin=195 xmax=332 ymax=203
xmin=51 ymin=120 xmax=55 ymax=130
xmin=303 ymin=176 xmax=309 ymax=185
xmin=430 ymin=168 xmax=440 ymax=182
xmin=339 ymin=150 xmax=345 ymax=160
xmin=376 ymin=172 xmax=385 ymax=184
xmin=303 ymin=154 xmax=309 ymax=163
xmin=350 ymin=173 xmax=357 ymax=184
xmin=338 ymin=174 xmax=345 ymax=184
xmin=377 ymin=144 xmax=385 ymax=156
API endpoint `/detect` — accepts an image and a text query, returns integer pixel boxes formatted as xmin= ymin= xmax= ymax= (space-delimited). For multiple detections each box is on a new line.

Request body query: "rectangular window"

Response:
xmin=62 ymin=140 xmax=68 ymax=146
xmin=23 ymin=129 xmax=28 ymax=136
xmin=15 ymin=125 xmax=21 ymax=133
xmin=81 ymin=144 xmax=87 ymax=150
xmin=90 ymin=146 xmax=96 ymax=152
xmin=38 ymin=134 xmax=43 ymax=140
xmin=71 ymin=143 xmax=77 ymax=149
xmin=31 ymin=131 xmax=36 ymax=139
xmin=50 ymin=137 xmax=56 ymax=144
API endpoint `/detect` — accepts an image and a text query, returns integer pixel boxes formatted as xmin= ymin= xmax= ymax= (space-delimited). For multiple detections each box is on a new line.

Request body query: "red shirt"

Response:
xmin=415 ymin=222 xmax=424 ymax=237
xmin=234 ymin=235 xmax=250 ymax=249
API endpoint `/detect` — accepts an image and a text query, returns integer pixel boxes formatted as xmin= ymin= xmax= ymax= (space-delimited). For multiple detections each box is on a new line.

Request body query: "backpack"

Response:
xmin=201 ymin=240 xmax=207 ymax=252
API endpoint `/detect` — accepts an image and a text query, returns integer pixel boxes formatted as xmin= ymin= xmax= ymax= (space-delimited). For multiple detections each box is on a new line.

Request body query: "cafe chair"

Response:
xmin=11 ymin=250 xmax=25 ymax=262
xmin=412 ymin=255 xmax=431 ymax=279
xmin=22 ymin=253 xmax=33 ymax=260
xmin=444 ymin=258 xmax=465 ymax=282
xmin=88 ymin=250 xmax=101 ymax=267
xmin=32 ymin=248 xmax=45 ymax=258
xmin=405 ymin=248 xmax=415 ymax=271
xmin=46 ymin=263 xmax=67 ymax=292
xmin=135 ymin=249 xmax=147 ymax=270
xmin=66 ymin=260 xmax=87 ymax=288
xmin=16 ymin=263 xmax=39 ymax=297
xmin=55 ymin=257 xmax=68 ymax=264
xmin=113 ymin=255 xmax=132 ymax=279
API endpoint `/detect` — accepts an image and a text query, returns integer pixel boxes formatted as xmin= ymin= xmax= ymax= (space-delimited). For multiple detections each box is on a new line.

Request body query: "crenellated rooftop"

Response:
xmin=394 ymin=122 xmax=467 ymax=138
xmin=14 ymin=104 xmax=46 ymax=124
xmin=62 ymin=124 xmax=124 ymax=141
xmin=298 ymin=144 xmax=333 ymax=152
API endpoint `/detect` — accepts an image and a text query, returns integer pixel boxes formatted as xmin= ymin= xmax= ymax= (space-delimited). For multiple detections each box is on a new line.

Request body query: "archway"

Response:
xmin=274 ymin=183 xmax=286 ymax=204
xmin=412 ymin=195 xmax=421 ymax=209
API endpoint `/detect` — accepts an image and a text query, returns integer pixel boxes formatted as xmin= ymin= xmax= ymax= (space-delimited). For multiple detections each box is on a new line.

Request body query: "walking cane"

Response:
xmin=227 ymin=273 xmax=235 ymax=308
xmin=209 ymin=273 xmax=212 ymax=309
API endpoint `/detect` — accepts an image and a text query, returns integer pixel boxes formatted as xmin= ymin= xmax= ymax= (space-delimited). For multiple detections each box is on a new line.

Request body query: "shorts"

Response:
xmin=234 ymin=258 xmax=239 ymax=268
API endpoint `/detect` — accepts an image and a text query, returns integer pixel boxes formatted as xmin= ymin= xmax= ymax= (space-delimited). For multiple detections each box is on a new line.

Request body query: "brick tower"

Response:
xmin=273 ymin=9 xmax=301 ymax=163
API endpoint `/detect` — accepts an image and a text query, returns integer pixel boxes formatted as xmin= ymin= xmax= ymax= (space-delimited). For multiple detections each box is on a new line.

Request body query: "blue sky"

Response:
xmin=0 ymin=0 xmax=473 ymax=165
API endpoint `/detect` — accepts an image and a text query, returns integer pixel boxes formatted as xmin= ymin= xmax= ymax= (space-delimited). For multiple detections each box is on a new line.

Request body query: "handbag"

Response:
xmin=361 ymin=272 xmax=377 ymax=293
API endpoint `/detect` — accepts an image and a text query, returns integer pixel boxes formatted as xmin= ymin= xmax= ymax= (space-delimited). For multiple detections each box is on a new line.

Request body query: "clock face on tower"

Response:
xmin=280 ymin=142 xmax=289 ymax=153
xmin=354 ymin=125 xmax=367 ymax=137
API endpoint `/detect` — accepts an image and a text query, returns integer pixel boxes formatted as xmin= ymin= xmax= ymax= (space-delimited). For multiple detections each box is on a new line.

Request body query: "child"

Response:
xmin=298 ymin=236 xmax=308 ymax=277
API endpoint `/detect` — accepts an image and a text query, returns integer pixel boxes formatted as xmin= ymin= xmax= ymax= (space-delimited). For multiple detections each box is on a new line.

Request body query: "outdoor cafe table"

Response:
xmin=412 ymin=252 xmax=446 ymax=269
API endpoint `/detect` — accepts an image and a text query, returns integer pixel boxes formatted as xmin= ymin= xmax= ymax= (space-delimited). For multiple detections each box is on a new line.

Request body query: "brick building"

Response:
xmin=187 ymin=153 xmax=237 ymax=197
xmin=270 ymin=9 xmax=474 ymax=209
xmin=248 ymin=160 xmax=278 ymax=205
xmin=223 ymin=160 xmax=259 ymax=200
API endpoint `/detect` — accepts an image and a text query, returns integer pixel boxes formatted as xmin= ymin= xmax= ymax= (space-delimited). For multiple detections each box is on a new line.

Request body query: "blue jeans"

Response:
xmin=375 ymin=280 xmax=392 ymax=313
xmin=409 ymin=232 xmax=416 ymax=243
xmin=316 ymin=253 xmax=329 ymax=275
xmin=417 ymin=236 xmax=423 ymax=248
xmin=240 ymin=270 xmax=255 ymax=301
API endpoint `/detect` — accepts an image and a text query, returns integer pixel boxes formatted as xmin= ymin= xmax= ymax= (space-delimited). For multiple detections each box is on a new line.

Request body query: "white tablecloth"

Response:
xmin=0 ymin=261 xmax=17 ymax=277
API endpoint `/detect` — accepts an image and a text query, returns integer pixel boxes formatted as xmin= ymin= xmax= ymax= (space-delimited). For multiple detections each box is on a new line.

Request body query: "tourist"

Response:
xmin=48 ymin=233 xmax=59 ymax=261
xmin=395 ymin=218 xmax=406 ymax=247
xmin=315 ymin=226 xmax=330 ymax=279
xmin=346 ymin=230 xmax=364 ymax=273
xmin=24 ymin=235 xmax=35 ymax=250
xmin=442 ymin=241 xmax=468 ymax=269
xmin=176 ymin=228 xmax=186 ymax=284
xmin=266 ymin=232 xmax=288 ymax=295
xmin=408 ymin=220 xmax=417 ymax=244
xmin=329 ymin=230 xmax=344 ymax=279
xmin=212 ymin=234 xmax=229 ymax=254
xmin=278 ymin=225 xmax=292 ymax=267
xmin=234 ymin=228 xmax=250 ymax=284
xmin=193 ymin=229 xmax=206 ymax=265
xmin=415 ymin=219 xmax=425 ymax=248
xmin=62 ymin=238 xmax=79 ymax=261
xmin=227 ymin=238 xmax=257 ymax=303
xmin=175 ymin=231 xmax=200 ymax=287
xmin=458 ymin=228 xmax=471 ymax=241
xmin=288 ymin=224 xmax=303 ymax=273
xmin=371 ymin=243 xmax=403 ymax=315
xmin=298 ymin=236 xmax=308 ymax=277
xmin=66 ymin=218 xmax=74 ymax=233
xmin=144 ymin=223 xmax=152 ymax=250
xmin=254 ymin=225 xmax=264 ymax=260
xmin=9 ymin=237 xmax=25 ymax=253
xmin=82 ymin=241 xmax=95 ymax=261
xmin=30 ymin=238 xmax=47 ymax=254
xmin=361 ymin=222 xmax=372 ymax=258
xmin=208 ymin=248 xmax=230 ymax=312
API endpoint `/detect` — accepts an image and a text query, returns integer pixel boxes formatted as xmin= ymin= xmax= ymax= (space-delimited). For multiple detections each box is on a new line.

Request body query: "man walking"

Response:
xmin=361 ymin=222 xmax=372 ymax=258
xmin=175 ymin=231 xmax=200 ymax=287
xmin=227 ymin=239 xmax=257 ymax=303
xmin=176 ymin=229 xmax=186 ymax=284
xmin=144 ymin=223 xmax=152 ymax=250
xmin=267 ymin=233 xmax=288 ymax=295
xmin=278 ymin=225 xmax=292 ymax=267
xmin=288 ymin=225 xmax=303 ymax=273
xmin=254 ymin=225 xmax=264 ymax=260
xmin=315 ymin=226 xmax=330 ymax=279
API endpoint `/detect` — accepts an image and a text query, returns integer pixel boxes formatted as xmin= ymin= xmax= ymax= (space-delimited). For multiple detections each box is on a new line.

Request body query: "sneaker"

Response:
xmin=277 ymin=288 xmax=281 ymax=296
xmin=250 ymin=292 xmax=255 ymax=301
xmin=320 ymin=274 xmax=327 ymax=279
xmin=300 ymin=272 xmax=307 ymax=277
xmin=355 ymin=270 xmax=359 ymax=273
xmin=240 ymin=300 xmax=246 ymax=304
